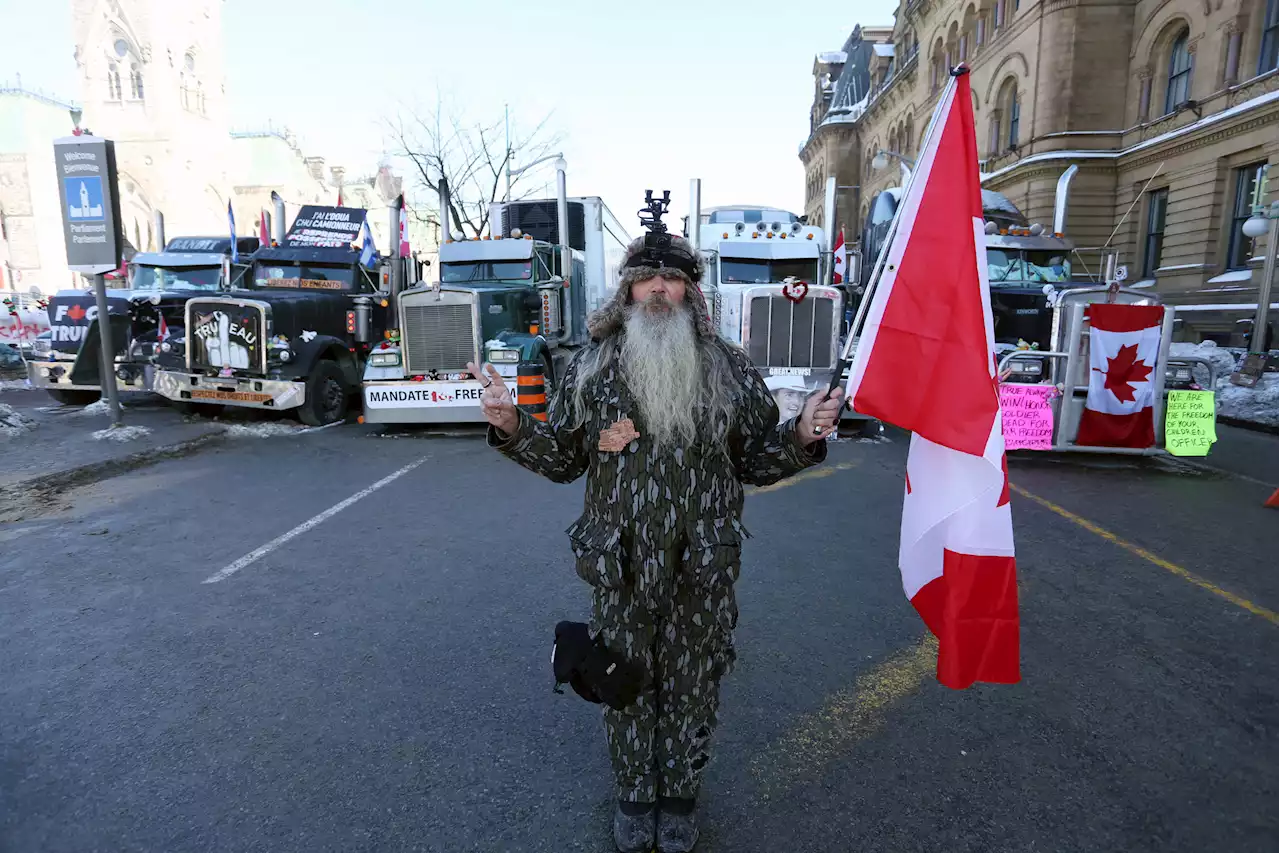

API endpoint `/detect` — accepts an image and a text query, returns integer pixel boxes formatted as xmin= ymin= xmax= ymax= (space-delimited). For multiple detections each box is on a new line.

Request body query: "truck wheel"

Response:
xmin=48 ymin=389 xmax=101 ymax=406
xmin=299 ymin=360 xmax=347 ymax=426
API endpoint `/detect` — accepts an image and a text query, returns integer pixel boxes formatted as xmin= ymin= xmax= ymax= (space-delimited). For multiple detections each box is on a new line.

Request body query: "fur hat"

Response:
xmin=587 ymin=235 xmax=716 ymax=341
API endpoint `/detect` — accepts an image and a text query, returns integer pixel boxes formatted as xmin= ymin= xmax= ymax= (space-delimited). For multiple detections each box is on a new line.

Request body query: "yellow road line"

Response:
xmin=1009 ymin=482 xmax=1278 ymax=625
xmin=750 ymin=634 xmax=938 ymax=800
xmin=746 ymin=460 xmax=859 ymax=496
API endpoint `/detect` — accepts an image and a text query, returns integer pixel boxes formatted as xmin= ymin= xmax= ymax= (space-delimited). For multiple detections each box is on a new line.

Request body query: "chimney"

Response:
xmin=304 ymin=156 xmax=326 ymax=182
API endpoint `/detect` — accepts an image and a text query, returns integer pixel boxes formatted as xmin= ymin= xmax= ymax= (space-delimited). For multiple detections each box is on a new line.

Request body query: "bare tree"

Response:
xmin=390 ymin=97 xmax=563 ymax=240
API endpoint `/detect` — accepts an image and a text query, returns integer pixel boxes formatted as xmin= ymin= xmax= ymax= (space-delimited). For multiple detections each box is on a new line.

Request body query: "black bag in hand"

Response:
xmin=551 ymin=621 xmax=644 ymax=711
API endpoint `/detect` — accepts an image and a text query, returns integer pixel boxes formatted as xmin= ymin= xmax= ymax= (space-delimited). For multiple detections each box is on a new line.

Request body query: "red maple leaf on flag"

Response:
xmin=1095 ymin=343 xmax=1152 ymax=403
xmin=66 ymin=304 xmax=86 ymax=321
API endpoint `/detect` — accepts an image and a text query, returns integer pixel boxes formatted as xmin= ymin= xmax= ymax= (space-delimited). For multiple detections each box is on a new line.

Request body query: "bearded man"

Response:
xmin=468 ymin=234 xmax=843 ymax=853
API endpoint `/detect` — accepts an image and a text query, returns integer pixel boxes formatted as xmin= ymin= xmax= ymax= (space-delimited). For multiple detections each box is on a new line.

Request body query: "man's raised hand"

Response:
xmin=466 ymin=362 xmax=520 ymax=437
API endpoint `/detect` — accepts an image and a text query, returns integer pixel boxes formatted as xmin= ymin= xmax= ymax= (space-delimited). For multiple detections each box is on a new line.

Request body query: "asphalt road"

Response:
xmin=0 ymin=421 xmax=1275 ymax=852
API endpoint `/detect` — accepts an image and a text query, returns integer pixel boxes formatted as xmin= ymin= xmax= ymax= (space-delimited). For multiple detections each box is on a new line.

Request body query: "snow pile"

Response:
xmin=1169 ymin=341 xmax=1237 ymax=387
xmin=1169 ymin=341 xmax=1278 ymax=427
xmin=72 ymin=399 xmax=120 ymax=417
xmin=92 ymin=425 xmax=153 ymax=442
xmin=0 ymin=403 xmax=36 ymax=438
xmin=224 ymin=422 xmax=306 ymax=439
xmin=1217 ymin=373 xmax=1278 ymax=427
xmin=0 ymin=378 xmax=32 ymax=392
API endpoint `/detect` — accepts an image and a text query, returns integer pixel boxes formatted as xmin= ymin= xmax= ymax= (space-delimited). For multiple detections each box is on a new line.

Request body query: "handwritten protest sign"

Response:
xmin=999 ymin=383 xmax=1056 ymax=450
xmin=1164 ymin=390 xmax=1216 ymax=456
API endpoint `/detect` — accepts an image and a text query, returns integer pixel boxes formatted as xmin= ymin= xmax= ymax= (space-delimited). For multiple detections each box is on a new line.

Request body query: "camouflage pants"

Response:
xmin=590 ymin=541 xmax=740 ymax=803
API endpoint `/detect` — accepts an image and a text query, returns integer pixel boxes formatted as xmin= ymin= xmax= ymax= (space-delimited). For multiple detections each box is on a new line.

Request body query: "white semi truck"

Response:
xmin=687 ymin=178 xmax=872 ymax=432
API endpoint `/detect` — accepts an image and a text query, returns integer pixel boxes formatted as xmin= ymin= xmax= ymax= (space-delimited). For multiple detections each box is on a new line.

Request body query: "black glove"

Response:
xmin=551 ymin=621 xmax=644 ymax=711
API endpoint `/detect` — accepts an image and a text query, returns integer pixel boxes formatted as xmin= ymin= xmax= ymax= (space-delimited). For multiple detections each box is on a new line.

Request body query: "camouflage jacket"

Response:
xmin=488 ymin=337 xmax=826 ymax=600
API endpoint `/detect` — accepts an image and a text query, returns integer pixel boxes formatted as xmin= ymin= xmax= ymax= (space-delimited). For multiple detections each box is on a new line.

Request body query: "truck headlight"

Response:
xmin=32 ymin=338 xmax=52 ymax=357
xmin=487 ymin=348 xmax=520 ymax=364
xmin=370 ymin=351 xmax=401 ymax=367
xmin=1165 ymin=365 xmax=1193 ymax=386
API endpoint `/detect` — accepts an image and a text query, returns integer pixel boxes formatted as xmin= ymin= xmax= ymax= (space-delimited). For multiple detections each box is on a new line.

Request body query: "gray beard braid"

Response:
xmin=620 ymin=297 xmax=702 ymax=448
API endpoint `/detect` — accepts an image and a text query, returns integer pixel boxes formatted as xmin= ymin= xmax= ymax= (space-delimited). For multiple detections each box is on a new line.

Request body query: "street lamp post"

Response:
xmin=1228 ymin=195 xmax=1280 ymax=384
xmin=870 ymin=148 xmax=915 ymax=185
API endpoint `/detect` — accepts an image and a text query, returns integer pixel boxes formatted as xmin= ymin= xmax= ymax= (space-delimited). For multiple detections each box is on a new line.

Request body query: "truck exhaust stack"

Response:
xmin=438 ymin=178 xmax=452 ymax=244
xmin=1053 ymin=165 xmax=1078 ymax=236
xmin=823 ymin=176 xmax=836 ymax=287
xmin=153 ymin=210 xmax=165 ymax=251
xmin=272 ymin=192 xmax=287 ymax=245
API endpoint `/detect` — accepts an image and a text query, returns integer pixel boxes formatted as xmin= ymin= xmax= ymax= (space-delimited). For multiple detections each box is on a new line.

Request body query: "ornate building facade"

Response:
xmin=802 ymin=0 xmax=1278 ymax=341
xmin=1 ymin=0 xmax=435 ymax=303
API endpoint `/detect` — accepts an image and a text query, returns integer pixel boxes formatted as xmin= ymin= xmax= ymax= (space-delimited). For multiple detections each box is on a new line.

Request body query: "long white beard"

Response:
xmin=621 ymin=297 xmax=701 ymax=448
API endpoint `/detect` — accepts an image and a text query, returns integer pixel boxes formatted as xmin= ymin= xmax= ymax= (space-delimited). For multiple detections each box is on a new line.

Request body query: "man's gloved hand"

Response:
xmin=467 ymin=361 xmax=519 ymax=437
xmin=798 ymin=386 xmax=845 ymax=445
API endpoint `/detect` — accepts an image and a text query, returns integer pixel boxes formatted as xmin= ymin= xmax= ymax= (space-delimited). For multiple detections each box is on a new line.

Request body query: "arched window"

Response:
xmin=905 ymin=116 xmax=914 ymax=156
xmin=130 ymin=63 xmax=144 ymax=100
xmin=1165 ymin=29 xmax=1192 ymax=114
xmin=1006 ymin=85 xmax=1021 ymax=148
xmin=106 ymin=62 xmax=122 ymax=100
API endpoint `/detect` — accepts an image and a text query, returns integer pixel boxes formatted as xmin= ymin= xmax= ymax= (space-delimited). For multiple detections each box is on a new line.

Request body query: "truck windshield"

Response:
xmin=130 ymin=265 xmax=222 ymax=290
xmin=441 ymin=261 xmax=532 ymax=282
xmin=252 ymin=263 xmax=358 ymax=291
xmin=987 ymin=249 xmax=1071 ymax=285
xmin=720 ymin=258 xmax=820 ymax=284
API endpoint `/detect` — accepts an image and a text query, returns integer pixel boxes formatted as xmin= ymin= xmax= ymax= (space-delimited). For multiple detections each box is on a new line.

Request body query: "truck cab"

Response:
xmin=361 ymin=172 xmax=630 ymax=425
xmin=152 ymin=206 xmax=393 ymax=425
xmin=859 ymin=178 xmax=1078 ymax=370
xmin=26 ymin=235 xmax=259 ymax=405
xmin=697 ymin=206 xmax=843 ymax=422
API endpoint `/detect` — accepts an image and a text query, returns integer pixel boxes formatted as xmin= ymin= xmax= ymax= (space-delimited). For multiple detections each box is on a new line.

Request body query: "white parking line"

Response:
xmin=202 ymin=457 xmax=428 ymax=584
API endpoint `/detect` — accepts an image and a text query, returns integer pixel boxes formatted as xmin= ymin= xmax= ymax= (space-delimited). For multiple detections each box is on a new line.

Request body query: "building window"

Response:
xmin=107 ymin=62 xmax=122 ymax=100
xmin=1165 ymin=30 xmax=1192 ymax=115
xmin=1262 ymin=0 xmax=1279 ymax=74
xmin=1142 ymin=188 xmax=1168 ymax=276
xmin=130 ymin=63 xmax=144 ymax=100
xmin=1006 ymin=92 xmax=1020 ymax=148
xmin=1226 ymin=162 xmax=1266 ymax=269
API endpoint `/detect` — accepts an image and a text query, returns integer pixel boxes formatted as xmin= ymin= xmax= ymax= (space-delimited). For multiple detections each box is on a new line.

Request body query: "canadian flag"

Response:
xmin=157 ymin=312 xmax=169 ymax=343
xmin=832 ymin=228 xmax=847 ymax=284
xmin=398 ymin=194 xmax=411 ymax=258
xmin=845 ymin=67 xmax=1019 ymax=689
xmin=1075 ymin=303 xmax=1162 ymax=448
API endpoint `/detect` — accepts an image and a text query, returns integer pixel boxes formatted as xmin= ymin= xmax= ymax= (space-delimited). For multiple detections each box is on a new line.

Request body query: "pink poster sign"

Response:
xmin=999 ymin=383 xmax=1056 ymax=450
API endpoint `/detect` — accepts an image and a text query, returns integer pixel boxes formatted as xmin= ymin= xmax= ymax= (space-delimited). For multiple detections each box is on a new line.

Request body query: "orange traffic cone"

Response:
xmin=1266 ymin=490 xmax=1278 ymax=509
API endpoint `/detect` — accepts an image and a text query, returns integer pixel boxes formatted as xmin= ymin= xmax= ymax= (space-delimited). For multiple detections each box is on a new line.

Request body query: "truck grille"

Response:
xmin=187 ymin=298 xmax=267 ymax=374
xmin=746 ymin=295 xmax=836 ymax=369
xmin=402 ymin=302 xmax=476 ymax=373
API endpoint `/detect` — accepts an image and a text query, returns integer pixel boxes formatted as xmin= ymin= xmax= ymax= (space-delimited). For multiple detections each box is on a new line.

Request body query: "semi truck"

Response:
xmin=25 ymin=232 xmax=259 ymax=405
xmin=359 ymin=162 xmax=632 ymax=424
xmin=152 ymin=204 xmax=415 ymax=425
xmin=858 ymin=166 xmax=1080 ymax=385
xmin=685 ymin=179 xmax=870 ymax=430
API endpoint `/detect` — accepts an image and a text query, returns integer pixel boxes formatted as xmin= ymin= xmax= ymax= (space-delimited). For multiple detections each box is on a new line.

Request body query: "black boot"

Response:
xmin=656 ymin=797 xmax=698 ymax=852
xmin=613 ymin=799 xmax=656 ymax=853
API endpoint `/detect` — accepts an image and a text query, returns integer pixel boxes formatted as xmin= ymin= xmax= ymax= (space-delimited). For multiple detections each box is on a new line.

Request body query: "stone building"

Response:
xmin=0 ymin=0 xmax=436 ymax=304
xmin=799 ymin=25 xmax=895 ymax=236
xmin=801 ymin=0 xmax=1278 ymax=342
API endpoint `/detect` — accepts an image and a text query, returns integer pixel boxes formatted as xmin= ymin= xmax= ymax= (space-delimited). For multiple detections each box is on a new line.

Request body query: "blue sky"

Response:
xmin=2 ymin=0 xmax=898 ymax=235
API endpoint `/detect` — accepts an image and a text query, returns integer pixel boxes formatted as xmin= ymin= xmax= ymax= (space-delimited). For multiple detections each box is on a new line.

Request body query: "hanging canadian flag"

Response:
xmin=832 ymin=228 xmax=847 ymax=284
xmin=1075 ymin=303 xmax=1163 ymax=448
xmin=398 ymin=194 xmax=411 ymax=258
xmin=845 ymin=66 xmax=1019 ymax=689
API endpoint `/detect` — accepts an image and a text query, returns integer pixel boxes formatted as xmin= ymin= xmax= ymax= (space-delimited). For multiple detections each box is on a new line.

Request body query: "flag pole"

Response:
xmin=824 ymin=66 xmax=969 ymax=400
